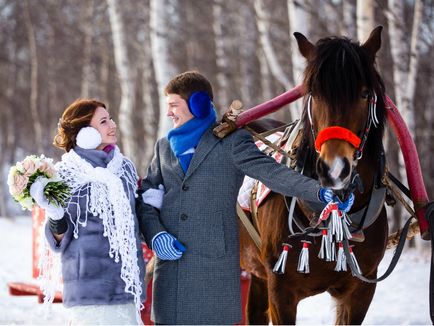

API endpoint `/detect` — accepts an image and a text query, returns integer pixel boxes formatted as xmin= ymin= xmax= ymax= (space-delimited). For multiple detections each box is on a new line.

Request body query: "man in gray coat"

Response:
xmin=137 ymin=71 xmax=353 ymax=325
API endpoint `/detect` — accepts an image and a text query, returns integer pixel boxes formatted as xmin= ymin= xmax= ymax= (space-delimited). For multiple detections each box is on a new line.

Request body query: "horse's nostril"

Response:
xmin=339 ymin=157 xmax=351 ymax=179
xmin=316 ymin=158 xmax=329 ymax=177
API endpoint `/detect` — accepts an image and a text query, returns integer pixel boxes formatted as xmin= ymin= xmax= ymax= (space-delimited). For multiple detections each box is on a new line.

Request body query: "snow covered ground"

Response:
xmin=0 ymin=215 xmax=431 ymax=325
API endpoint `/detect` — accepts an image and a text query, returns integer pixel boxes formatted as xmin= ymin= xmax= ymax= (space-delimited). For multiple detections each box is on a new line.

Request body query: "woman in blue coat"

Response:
xmin=31 ymin=99 xmax=146 ymax=324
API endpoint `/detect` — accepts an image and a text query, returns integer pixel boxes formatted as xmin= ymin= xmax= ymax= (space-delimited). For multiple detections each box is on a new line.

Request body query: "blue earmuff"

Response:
xmin=188 ymin=91 xmax=212 ymax=119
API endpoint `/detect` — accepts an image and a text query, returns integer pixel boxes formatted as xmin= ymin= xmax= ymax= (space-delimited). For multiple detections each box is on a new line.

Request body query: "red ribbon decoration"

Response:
xmin=315 ymin=126 xmax=361 ymax=152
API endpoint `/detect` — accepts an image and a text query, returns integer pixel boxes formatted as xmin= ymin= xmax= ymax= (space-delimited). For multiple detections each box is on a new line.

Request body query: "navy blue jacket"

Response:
xmin=45 ymin=147 xmax=146 ymax=307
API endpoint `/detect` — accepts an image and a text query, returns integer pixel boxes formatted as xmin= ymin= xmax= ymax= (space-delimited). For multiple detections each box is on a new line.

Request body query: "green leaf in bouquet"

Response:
xmin=44 ymin=181 xmax=71 ymax=207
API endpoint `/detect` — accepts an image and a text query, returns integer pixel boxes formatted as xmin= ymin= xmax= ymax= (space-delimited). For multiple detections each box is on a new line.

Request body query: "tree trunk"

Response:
xmin=140 ymin=2 xmax=158 ymax=170
xmin=342 ymin=0 xmax=357 ymax=39
xmin=254 ymin=0 xmax=292 ymax=91
xmin=237 ymin=1 xmax=259 ymax=109
xmin=99 ymin=42 xmax=110 ymax=102
xmin=150 ymin=0 xmax=180 ymax=138
xmin=387 ymin=0 xmax=407 ymax=109
xmin=357 ymin=0 xmax=375 ymax=41
xmin=402 ymin=0 xmax=423 ymax=133
xmin=81 ymin=0 xmax=95 ymax=98
xmin=23 ymin=0 xmax=43 ymax=154
xmin=106 ymin=0 xmax=137 ymax=163
xmin=213 ymin=0 xmax=231 ymax=109
xmin=287 ymin=0 xmax=309 ymax=117
xmin=258 ymin=48 xmax=273 ymax=103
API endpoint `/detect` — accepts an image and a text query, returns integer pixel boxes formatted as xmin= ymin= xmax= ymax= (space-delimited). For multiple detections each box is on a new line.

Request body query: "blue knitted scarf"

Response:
xmin=167 ymin=108 xmax=217 ymax=173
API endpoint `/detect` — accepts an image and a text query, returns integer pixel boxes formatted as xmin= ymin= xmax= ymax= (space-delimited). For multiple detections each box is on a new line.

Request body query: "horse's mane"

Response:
xmin=297 ymin=36 xmax=387 ymax=171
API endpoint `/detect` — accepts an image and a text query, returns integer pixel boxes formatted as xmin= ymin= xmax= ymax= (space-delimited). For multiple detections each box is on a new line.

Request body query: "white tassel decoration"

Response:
xmin=334 ymin=242 xmax=347 ymax=272
xmin=330 ymin=240 xmax=336 ymax=261
xmin=349 ymin=245 xmax=362 ymax=275
xmin=273 ymin=243 xmax=292 ymax=274
xmin=330 ymin=207 xmax=343 ymax=242
xmin=318 ymin=229 xmax=332 ymax=261
xmin=297 ymin=241 xmax=311 ymax=274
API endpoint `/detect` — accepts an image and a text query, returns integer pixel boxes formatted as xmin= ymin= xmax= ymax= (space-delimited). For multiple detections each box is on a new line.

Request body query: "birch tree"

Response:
xmin=342 ymin=0 xmax=357 ymax=39
xmin=107 ymin=0 xmax=137 ymax=163
xmin=46 ymin=16 xmax=58 ymax=150
xmin=287 ymin=0 xmax=309 ymax=117
xmin=357 ymin=0 xmax=375 ymax=41
xmin=255 ymin=0 xmax=295 ymax=121
xmin=150 ymin=0 xmax=181 ymax=138
xmin=80 ymin=0 xmax=95 ymax=98
xmin=387 ymin=0 xmax=407 ymax=111
xmin=258 ymin=49 xmax=274 ymax=103
xmin=403 ymin=0 xmax=423 ymax=132
xmin=213 ymin=0 xmax=231 ymax=109
xmin=140 ymin=2 xmax=158 ymax=168
xmin=387 ymin=0 xmax=424 ymax=142
xmin=237 ymin=1 xmax=259 ymax=109
xmin=255 ymin=0 xmax=292 ymax=91
xmin=23 ymin=0 xmax=43 ymax=154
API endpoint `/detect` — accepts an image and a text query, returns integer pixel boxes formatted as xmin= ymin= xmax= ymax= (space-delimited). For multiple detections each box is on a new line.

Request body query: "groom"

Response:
xmin=136 ymin=70 xmax=353 ymax=325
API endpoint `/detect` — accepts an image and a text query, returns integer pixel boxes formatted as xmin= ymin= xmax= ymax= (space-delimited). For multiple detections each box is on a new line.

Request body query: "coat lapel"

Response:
xmin=168 ymin=144 xmax=185 ymax=180
xmin=184 ymin=125 xmax=220 ymax=179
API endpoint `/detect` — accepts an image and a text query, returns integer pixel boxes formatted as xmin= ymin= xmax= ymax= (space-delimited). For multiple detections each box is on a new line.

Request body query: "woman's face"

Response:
xmin=90 ymin=106 xmax=117 ymax=150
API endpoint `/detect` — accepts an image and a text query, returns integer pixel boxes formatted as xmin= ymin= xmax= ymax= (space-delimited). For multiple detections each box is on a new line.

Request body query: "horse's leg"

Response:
xmin=331 ymin=281 xmax=377 ymax=325
xmin=267 ymin=274 xmax=298 ymax=325
xmin=246 ymin=274 xmax=269 ymax=325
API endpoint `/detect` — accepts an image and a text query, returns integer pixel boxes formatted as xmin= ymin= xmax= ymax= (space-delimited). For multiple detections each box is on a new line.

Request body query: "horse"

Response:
xmin=239 ymin=26 xmax=389 ymax=325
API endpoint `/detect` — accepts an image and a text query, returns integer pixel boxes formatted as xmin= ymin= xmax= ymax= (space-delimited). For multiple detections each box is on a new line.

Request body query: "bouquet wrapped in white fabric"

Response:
xmin=7 ymin=155 xmax=70 ymax=210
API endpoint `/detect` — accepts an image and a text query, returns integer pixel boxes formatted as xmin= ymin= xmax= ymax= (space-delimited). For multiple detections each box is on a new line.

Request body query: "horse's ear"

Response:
xmin=361 ymin=25 xmax=383 ymax=61
xmin=294 ymin=32 xmax=315 ymax=59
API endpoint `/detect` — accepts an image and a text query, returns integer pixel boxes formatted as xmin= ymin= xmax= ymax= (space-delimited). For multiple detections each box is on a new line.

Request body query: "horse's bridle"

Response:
xmin=307 ymin=91 xmax=379 ymax=162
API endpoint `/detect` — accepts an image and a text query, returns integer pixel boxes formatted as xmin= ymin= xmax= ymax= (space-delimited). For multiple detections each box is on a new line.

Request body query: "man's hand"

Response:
xmin=318 ymin=188 xmax=355 ymax=213
xmin=152 ymin=232 xmax=186 ymax=260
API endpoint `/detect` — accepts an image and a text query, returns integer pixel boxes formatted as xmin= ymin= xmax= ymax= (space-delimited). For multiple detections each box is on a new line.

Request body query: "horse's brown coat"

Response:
xmin=240 ymin=27 xmax=389 ymax=325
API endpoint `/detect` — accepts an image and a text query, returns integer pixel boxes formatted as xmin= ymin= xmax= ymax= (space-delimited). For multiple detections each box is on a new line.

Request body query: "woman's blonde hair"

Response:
xmin=53 ymin=99 xmax=106 ymax=152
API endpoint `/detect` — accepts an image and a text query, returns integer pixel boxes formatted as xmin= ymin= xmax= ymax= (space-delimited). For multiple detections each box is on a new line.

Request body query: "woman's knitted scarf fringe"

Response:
xmin=39 ymin=147 xmax=143 ymax=317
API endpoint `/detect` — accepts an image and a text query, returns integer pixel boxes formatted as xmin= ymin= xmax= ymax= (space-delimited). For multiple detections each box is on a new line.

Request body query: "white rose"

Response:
xmin=19 ymin=196 xmax=34 ymax=210
xmin=7 ymin=166 xmax=18 ymax=186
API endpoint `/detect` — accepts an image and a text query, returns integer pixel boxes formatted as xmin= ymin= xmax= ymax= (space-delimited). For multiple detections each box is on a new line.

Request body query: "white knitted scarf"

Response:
xmin=39 ymin=147 xmax=143 ymax=318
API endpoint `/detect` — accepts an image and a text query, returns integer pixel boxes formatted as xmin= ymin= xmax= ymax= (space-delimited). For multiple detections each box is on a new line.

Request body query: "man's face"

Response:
xmin=166 ymin=93 xmax=194 ymax=128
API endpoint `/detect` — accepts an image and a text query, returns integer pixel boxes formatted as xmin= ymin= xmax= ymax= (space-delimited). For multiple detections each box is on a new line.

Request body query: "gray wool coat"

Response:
xmin=137 ymin=126 xmax=321 ymax=325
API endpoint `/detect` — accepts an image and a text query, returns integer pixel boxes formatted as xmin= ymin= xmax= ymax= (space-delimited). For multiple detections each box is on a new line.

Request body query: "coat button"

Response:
xmin=180 ymin=213 xmax=188 ymax=221
xmin=182 ymin=184 xmax=189 ymax=191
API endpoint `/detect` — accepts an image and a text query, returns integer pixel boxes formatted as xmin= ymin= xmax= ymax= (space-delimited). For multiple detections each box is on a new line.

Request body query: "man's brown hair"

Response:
xmin=164 ymin=71 xmax=213 ymax=102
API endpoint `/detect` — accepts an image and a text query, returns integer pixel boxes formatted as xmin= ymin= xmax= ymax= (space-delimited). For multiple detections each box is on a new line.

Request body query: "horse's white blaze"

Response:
xmin=329 ymin=157 xmax=344 ymax=180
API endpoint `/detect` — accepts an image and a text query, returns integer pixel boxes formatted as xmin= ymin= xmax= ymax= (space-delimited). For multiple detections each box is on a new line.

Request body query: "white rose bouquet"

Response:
xmin=7 ymin=155 xmax=70 ymax=211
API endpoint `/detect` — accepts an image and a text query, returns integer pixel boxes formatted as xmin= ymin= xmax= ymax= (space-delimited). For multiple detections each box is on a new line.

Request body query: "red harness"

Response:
xmin=315 ymin=126 xmax=361 ymax=152
xmin=307 ymin=93 xmax=377 ymax=159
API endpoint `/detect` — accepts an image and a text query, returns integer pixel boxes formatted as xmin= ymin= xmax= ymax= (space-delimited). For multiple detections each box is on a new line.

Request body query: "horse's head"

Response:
xmin=294 ymin=27 xmax=386 ymax=192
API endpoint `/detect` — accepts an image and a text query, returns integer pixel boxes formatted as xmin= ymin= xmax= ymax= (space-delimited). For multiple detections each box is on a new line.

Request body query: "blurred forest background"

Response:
xmin=0 ymin=0 xmax=433 ymax=236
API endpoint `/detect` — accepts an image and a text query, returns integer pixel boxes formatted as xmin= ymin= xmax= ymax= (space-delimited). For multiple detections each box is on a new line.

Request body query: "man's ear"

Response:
xmin=188 ymin=92 xmax=212 ymax=118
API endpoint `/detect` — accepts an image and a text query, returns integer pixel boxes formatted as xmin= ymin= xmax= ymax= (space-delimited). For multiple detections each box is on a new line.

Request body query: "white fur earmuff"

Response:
xmin=76 ymin=126 xmax=102 ymax=149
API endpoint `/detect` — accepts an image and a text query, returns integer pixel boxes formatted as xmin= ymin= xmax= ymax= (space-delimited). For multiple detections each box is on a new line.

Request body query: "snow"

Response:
xmin=0 ymin=216 xmax=431 ymax=324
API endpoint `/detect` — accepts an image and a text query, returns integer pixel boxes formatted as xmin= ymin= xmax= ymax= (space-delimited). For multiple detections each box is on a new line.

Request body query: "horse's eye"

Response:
xmin=361 ymin=90 xmax=370 ymax=99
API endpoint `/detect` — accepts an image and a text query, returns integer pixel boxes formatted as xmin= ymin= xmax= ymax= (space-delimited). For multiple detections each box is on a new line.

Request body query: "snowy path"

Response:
xmin=0 ymin=216 xmax=431 ymax=324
